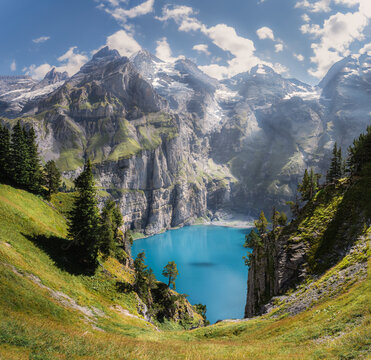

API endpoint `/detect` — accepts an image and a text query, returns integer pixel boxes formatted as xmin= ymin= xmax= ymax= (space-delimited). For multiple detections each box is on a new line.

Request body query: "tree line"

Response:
xmin=0 ymin=121 xmax=61 ymax=197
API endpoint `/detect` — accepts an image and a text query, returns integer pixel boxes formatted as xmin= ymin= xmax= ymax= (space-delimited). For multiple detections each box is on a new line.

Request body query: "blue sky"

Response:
xmin=1 ymin=0 xmax=371 ymax=84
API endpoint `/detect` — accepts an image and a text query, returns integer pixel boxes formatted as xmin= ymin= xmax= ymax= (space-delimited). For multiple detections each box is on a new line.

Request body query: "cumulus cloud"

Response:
xmin=193 ymin=44 xmax=211 ymax=56
xmin=295 ymin=0 xmax=331 ymax=12
xmin=156 ymin=5 xmax=287 ymax=79
xmin=294 ymin=53 xmax=305 ymax=61
xmin=100 ymin=0 xmax=154 ymax=29
xmin=302 ymin=13 xmax=311 ymax=22
xmin=297 ymin=0 xmax=371 ymax=78
xmin=106 ymin=29 xmax=141 ymax=56
xmin=275 ymin=44 xmax=284 ymax=52
xmin=24 ymin=47 xmax=88 ymax=80
xmin=359 ymin=42 xmax=371 ymax=54
xmin=155 ymin=5 xmax=204 ymax=32
xmin=256 ymin=26 xmax=275 ymax=40
xmin=10 ymin=60 xmax=16 ymax=71
xmin=32 ymin=36 xmax=50 ymax=44
xmin=155 ymin=37 xmax=177 ymax=62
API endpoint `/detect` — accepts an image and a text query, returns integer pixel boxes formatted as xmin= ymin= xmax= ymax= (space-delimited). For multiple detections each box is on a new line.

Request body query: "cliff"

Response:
xmin=245 ymin=163 xmax=371 ymax=318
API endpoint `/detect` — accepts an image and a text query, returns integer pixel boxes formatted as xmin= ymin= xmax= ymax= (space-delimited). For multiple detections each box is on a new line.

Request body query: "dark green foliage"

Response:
xmin=134 ymin=252 xmax=149 ymax=298
xmin=244 ymin=230 xmax=262 ymax=248
xmin=1 ymin=121 xmax=43 ymax=193
xmin=326 ymin=142 xmax=343 ymax=183
xmin=0 ymin=124 xmax=10 ymax=179
xmin=125 ymin=230 xmax=134 ymax=246
xmin=44 ymin=160 xmax=61 ymax=197
xmin=25 ymin=127 xmax=42 ymax=192
xmin=162 ymin=261 xmax=179 ymax=290
xmin=271 ymin=206 xmax=280 ymax=231
xmin=67 ymin=159 xmax=100 ymax=272
xmin=194 ymin=303 xmax=209 ymax=325
xmin=254 ymin=211 xmax=268 ymax=235
xmin=299 ymin=168 xmax=320 ymax=201
xmin=99 ymin=199 xmax=123 ymax=258
xmin=9 ymin=121 xmax=29 ymax=187
xmin=278 ymin=212 xmax=287 ymax=226
xmin=347 ymin=125 xmax=371 ymax=175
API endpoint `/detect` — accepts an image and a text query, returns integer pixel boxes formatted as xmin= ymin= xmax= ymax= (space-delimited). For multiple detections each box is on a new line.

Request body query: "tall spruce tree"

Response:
xmin=0 ymin=124 xmax=10 ymax=180
xmin=347 ymin=125 xmax=371 ymax=175
xmin=67 ymin=159 xmax=100 ymax=271
xmin=25 ymin=126 xmax=42 ymax=192
xmin=44 ymin=160 xmax=61 ymax=197
xmin=162 ymin=261 xmax=179 ymax=290
xmin=326 ymin=142 xmax=343 ymax=183
xmin=254 ymin=210 xmax=268 ymax=235
xmin=9 ymin=121 xmax=28 ymax=187
xmin=299 ymin=168 xmax=319 ymax=201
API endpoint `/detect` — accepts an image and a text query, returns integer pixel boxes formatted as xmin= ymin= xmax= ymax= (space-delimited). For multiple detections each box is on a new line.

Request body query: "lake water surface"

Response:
xmin=131 ymin=225 xmax=251 ymax=324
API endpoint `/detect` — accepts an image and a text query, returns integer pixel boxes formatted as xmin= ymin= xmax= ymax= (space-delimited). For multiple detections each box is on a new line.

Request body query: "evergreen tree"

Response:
xmin=9 ymin=121 xmax=28 ymax=187
xmin=278 ymin=212 xmax=288 ymax=226
xmin=347 ymin=125 xmax=371 ymax=175
xmin=25 ymin=126 xmax=42 ymax=192
xmin=44 ymin=160 xmax=61 ymax=197
xmin=0 ymin=124 xmax=10 ymax=180
xmin=254 ymin=210 xmax=268 ymax=235
xmin=99 ymin=199 xmax=123 ymax=258
xmin=299 ymin=168 xmax=319 ymax=201
xmin=67 ymin=159 xmax=100 ymax=271
xmin=326 ymin=142 xmax=343 ymax=183
xmin=271 ymin=206 xmax=280 ymax=231
xmin=162 ymin=261 xmax=179 ymax=290
xmin=134 ymin=252 xmax=149 ymax=297
xmin=244 ymin=230 xmax=262 ymax=248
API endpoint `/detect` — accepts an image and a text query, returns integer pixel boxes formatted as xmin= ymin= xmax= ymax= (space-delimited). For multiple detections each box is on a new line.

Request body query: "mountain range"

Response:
xmin=0 ymin=47 xmax=370 ymax=235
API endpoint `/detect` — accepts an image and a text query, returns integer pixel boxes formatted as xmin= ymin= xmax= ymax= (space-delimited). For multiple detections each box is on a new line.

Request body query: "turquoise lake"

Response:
xmin=131 ymin=225 xmax=251 ymax=324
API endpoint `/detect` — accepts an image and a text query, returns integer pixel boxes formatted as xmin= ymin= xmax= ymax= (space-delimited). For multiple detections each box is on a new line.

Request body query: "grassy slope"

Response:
xmin=0 ymin=184 xmax=369 ymax=359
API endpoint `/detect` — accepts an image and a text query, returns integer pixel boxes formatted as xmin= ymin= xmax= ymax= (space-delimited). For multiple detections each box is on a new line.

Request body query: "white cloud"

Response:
xmin=256 ymin=26 xmax=275 ymax=40
xmin=302 ymin=9 xmax=369 ymax=78
xmin=302 ymin=13 xmax=311 ymax=22
xmin=359 ymin=42 xmax=371 ymax=54
xmin=275 ymin=44 xmax=284 ymax=52
xmin=294 ymin=53 xmax=305 ymax=61
xmin=155 ymin=37 xmax=178 ymax=62
xmin=155 ymin=5 xmax=204 ymax=32
xmin=32 ymin=36 xmax=50 ymax=44
xmin=295 ymin=0 xmax=331 ymax=13
xmin=193 ymin=44 xmax=211 ymax=56
xmin=25 ymin=63 xmax=53 ymax=80
xmin=10 ymin=60 xmax=16 ymax=71
xmin=100 ymin=0 xmax=154 ymax=29
xmin=25 ymin=46 xmax=88 ymax=80
xmin=106 ymin=30 xmax=141 ymax=56
xmin=156 ymin=5 xmax=287 ymax=79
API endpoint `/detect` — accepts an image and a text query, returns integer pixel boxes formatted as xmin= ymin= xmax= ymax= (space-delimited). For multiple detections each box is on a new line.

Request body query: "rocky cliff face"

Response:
xmin=245 ymin=166 xmax=371 ymax=318
xmin=0 ymin=48 xmax=370 ymax=234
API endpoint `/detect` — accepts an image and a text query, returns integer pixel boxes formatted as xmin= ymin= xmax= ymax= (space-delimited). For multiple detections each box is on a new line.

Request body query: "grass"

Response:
xmin=0 ymin=183 xmax=370 ymax=359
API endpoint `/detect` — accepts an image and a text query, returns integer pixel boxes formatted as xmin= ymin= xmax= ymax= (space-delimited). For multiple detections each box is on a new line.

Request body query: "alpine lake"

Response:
xmin=132 ymin=225 xmax=252 ymax=324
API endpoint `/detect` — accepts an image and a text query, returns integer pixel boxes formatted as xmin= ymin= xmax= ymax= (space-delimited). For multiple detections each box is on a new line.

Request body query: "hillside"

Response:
xmin=0 ymin=182 xmax=370 ymax=359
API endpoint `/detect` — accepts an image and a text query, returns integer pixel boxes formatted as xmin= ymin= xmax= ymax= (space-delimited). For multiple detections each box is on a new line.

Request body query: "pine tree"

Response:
xmin=347 ymin=125 xmax=371 ymax=175
xmin=0 ymin=124 xmax=10 ymax=180
xmin=162 ymin=261 xmax=179 ymax=290
xmin=9 ymin=121 xmax=28 ymax=187
xmin=271 ymin=206 xmax=280 ymax=231
xmin=326 ymin=142 xmax=343 ymax=183
xmin=244 ymin=230 xmax=262 ymax=248
xmin=134 ymin=252 xmax=148 ymax=297
xmin=254 ymin=210 xmax=268 ymax=235
xmin=25 ymin=126 xmax=42 ymax=192
xmin=99 ymin=199 xmax=123 ymax=258
xmin=299 ymin=168 xmax=319 ymax=201
xmin=278 ymin=212 xmax=287 ymax=226
xmin=67 ymin=159 xmax=100 ymax=271
xmin=44 ymin=160 xmax=61 ymax=197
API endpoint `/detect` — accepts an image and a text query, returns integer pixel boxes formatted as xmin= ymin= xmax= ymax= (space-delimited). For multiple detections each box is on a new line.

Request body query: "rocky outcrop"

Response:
xmin=245 ymin=168 xmax=371 ymax=318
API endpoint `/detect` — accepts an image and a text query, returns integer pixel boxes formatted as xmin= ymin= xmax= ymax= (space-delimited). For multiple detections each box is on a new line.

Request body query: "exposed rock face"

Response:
xmin=245 ymin=171 xmax=371 ymax=318
xmin=1 ymin=49 xmax=370 ymax=234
